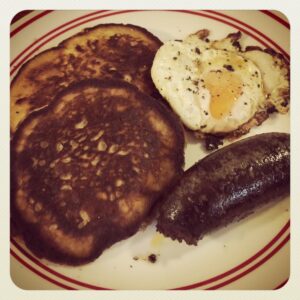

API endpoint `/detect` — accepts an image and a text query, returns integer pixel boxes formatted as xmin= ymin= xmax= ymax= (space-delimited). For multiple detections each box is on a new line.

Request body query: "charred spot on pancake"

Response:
xmin=11 ymin=79 xmax=184 ymax=265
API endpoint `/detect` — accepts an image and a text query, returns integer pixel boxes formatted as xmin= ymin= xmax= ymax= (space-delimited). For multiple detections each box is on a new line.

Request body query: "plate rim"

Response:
xmin=10 ymin=9 xmax=290 ymax=290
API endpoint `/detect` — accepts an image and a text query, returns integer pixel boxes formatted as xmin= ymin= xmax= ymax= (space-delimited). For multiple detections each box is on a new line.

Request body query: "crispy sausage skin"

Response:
xmin=157 ymin=133 xmax=290 ymax=244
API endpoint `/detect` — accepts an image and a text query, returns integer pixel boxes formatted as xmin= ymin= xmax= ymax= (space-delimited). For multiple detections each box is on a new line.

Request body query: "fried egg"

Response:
xmin=151 ymin=30 xmax=289 ymax=134
xmin=242 ymin=48 xmax=289 ymax=113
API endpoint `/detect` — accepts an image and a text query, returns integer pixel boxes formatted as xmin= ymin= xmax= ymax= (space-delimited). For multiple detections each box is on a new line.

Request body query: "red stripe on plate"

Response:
xmin=164 ymin=10 xmax=290 ymax=60
xmin=206 ymin=234 xmax=290 ymax=290
xmin=11 ymin=239 xmax=111 ymax=290
xmin=173 ymin=221 xmax=290 ymax=290
xmin=10 ymin=10 xmax=109 ymax=68
xmin=260 ymin=10 xmax=290 ymax=29
xmin=202 ymin=10 xmax=289 ymax=59
xmin=274 ymin=278 xmax=289 ymax=289
xmin=10 ymin=11 xmax=53 ymax=37
xmin=10 ymin=10 xmax=290 ymax=76
xmin=10 ymin=10 xmax=290 ymax=290
xmin=11 ymin=10 xmax=33 ymax=25
xmin=10 ymin=10 xmax=138 ymax=75
xmin=11 ymin=250 xmax=75 ymax=290
xmin=11 ymin=221 xmax=289 ymax=290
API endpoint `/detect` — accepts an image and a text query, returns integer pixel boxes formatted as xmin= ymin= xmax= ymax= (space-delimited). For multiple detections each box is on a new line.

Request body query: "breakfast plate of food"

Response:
xmin=10 ymin=10 xmax=290 ymax=290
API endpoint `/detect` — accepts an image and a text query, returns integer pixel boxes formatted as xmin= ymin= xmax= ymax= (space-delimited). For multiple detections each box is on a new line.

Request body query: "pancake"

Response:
xmin=11 ymin=23 xmax=162 ymax=134
xmin=11 ymin=79 xmax=184 ymax=265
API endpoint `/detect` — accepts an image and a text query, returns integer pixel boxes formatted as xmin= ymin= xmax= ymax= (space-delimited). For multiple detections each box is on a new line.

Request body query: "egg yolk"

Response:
xmin=203 ymin=71 xmax=243 ymax=119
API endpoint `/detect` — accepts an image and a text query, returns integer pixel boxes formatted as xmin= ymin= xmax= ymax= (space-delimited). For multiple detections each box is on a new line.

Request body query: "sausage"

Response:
xmin=156 ymin=133 xmax=290 ymax=244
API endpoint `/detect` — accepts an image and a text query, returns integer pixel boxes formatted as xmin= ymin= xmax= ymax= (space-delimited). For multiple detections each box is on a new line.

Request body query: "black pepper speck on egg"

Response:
xmin=223 ymin=64 xmax=235 ymax=72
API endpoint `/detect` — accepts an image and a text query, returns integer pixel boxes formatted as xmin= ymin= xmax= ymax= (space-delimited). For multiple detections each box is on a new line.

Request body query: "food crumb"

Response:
xmin=133 ymin=253 xmax=160 ymax=263
xmin=205 ymin=135 xmax=224 ymax=151
xmin=148 ymin=254 xmax=157 ymax=263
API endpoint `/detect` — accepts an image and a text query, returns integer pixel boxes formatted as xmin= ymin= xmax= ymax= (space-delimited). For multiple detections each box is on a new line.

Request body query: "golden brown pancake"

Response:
xmin=11 ymin=79 xmax=184 ymax=265
xmin=11 ymin=24 xmax=162 ymax=134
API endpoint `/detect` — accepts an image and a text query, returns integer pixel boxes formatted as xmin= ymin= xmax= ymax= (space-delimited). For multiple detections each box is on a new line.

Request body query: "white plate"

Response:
xmin=10 ymin=10 xmax=290 ymax=290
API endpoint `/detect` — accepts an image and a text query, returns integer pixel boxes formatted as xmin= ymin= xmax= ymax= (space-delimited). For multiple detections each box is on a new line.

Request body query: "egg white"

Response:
xmin=151 ymin=38 xmax=265 ymax=133
xmin=242 ymin=49 xmax=289 ymax=113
